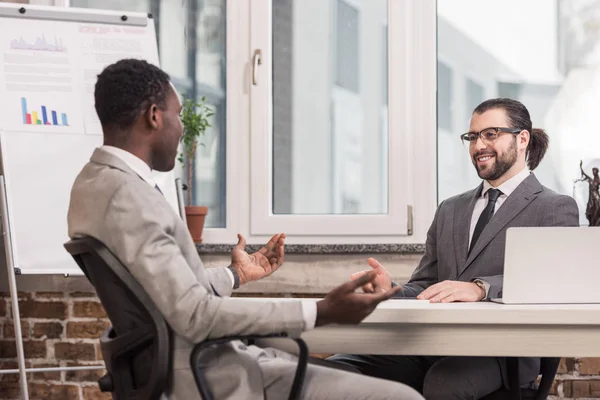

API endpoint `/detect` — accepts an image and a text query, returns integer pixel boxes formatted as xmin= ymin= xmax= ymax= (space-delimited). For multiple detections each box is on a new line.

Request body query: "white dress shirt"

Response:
xmin=468 ymin=166 xmax=531 ymax=297
xmin=100 ymin=146 xmax=317 ymax=330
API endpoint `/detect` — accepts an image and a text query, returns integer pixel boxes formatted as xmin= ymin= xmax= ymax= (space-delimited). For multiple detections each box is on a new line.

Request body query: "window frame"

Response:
xmin=236 ymin=0 xmax=437 ymax=244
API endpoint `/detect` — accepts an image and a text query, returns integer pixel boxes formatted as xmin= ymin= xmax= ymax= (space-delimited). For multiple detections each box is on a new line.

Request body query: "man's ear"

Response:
xmin=519 ymin=129 xmax=530 ymax=149
xmin=145 ymin=104 xmax=161 ymax=130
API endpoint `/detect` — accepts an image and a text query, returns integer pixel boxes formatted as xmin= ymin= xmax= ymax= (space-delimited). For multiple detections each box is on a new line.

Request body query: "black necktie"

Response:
xmin=469 ymin=188 xmax=502 ymax=254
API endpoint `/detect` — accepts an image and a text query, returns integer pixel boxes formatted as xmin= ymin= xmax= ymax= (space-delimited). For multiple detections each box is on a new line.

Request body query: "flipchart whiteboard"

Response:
xmin=0 ymin=3 xmax=180 ymax=274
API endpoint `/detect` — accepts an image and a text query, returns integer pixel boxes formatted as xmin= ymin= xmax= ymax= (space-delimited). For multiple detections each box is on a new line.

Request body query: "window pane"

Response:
xmin=71 ymin=0 xmax=226 ymax=228
xmin=272 ymin=0 xmax=388 ymax=215
xmin=437 ymin=0 xmax=594 ymax=226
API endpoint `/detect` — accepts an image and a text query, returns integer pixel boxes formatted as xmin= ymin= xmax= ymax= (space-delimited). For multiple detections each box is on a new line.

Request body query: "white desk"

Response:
xmin=259 ymin=299 xmax=600 ymax=357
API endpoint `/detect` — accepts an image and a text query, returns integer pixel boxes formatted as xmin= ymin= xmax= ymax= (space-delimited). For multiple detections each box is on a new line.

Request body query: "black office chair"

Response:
xmin=64 ymin=236 xmax=309 ymax=400
xmin=480 ymin=357 xmax=560 ymax=400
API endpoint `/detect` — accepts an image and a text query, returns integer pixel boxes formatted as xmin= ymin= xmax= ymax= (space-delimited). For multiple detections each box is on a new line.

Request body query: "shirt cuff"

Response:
xmin=473 ymin=279 xmax=490 ymax=300
xmin=301 ymin=300 xmax=317 ymax=331
xmin=225 ymin=266 xmax=235 ymax=288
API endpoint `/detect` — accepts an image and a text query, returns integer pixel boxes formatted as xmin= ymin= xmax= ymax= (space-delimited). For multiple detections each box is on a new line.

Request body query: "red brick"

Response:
xmin=591 ymin=380 xmax=600 ymax=396
xmin=19 ymin=300 xmax=67 ymax=319
xmin=73 ymin=301 xmax=107 ymax=318
xmin=563 ymin=380 xmax=572 ymax=398
xmin=82 ymin=385 xmax=113 ymax=400
xmin=0 ymin=361 xmax=20 ymax=383
xmin=54 ymin=342 xmax=96 ymax=361
xmin=0 ymin=381 xmax=21 ymax=399
xmin=29 ymin=383 xmax=79 ymax=400
xmin=572 ymin=380 xmax=596 ymax=397
xmin=70 ymin=292 xmax=97 ymax=298
xmin=65 ymin=362 xmax=106 ymax=382
xmin=4 ymin=320 xmax=29 ymax=339
xmin=557 ymin=357 xmax=575 ymax=374
xmin=0 ymin=339 xmax=17 ymax=358
xmin=32 ymin=322 xmax=63 ymax=339
xmin=548 ymin=380 xmax=558 ymax=396
xmin=579 ymin=358 xmax=600 ymax=375
xmin=95 ymin=343 xmax=104 ymax=361
xmin=67 ymin=321 xmax=110 ymax=339
xmin=0 ymin=300 xmax=6 ymax=317
xmin=29 ymin=362 xmax=61 ymax=381
xmin=34 ymin=292 xmax=64 ymax=299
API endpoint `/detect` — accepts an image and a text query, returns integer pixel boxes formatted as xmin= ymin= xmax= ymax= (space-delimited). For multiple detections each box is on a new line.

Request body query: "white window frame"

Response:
xmin=233 ymin=0 xmax=437 ymax=244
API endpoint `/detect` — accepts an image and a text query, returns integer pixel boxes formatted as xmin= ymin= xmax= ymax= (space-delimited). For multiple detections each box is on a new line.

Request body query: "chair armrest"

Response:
xmin=190 ymin=333 xmax=309 ymax=400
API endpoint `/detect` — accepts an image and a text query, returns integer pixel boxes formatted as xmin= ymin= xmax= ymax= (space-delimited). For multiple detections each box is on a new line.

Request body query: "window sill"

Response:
xmin=196 ymin=243 xmax=426 ymax=254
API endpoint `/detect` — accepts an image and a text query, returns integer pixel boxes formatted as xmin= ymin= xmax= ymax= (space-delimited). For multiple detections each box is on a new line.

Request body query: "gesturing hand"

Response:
xmin=231 ymin=233 xmax=285 ymax=286
xmin=417 ymin=280 xmax=485 ymax=303
xmin=316 ymin=270 xmax=403 ymax=327
xmin=349 ymin=258 xmax=394 ymax=293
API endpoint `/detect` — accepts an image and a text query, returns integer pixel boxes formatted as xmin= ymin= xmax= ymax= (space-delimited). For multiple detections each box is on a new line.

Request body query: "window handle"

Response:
xmin=252 ymin=49 xmax=262 ymax=86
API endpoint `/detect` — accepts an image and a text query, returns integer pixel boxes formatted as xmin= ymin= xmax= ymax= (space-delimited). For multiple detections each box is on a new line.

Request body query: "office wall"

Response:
xmin=1 ymin=254 xmax=600 ymax=399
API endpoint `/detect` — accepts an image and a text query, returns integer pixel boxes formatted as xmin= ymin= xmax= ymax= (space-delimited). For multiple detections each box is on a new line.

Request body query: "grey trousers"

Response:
xmin=259 ymin=347 xmax=426 ymax=400
xmin=326 ymin=354 xmax=505 ymax=400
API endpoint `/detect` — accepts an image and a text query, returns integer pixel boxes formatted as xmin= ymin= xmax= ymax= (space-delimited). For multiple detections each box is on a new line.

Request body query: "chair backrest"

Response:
xmin=64 ymin=236 xmax=172 ymax=400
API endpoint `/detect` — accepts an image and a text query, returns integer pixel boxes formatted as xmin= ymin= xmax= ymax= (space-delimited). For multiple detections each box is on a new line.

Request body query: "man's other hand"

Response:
xmin=417 ymin=280 xmax=485 ymax=303
xmin=231 ymin=233 xmax=285 ymax=285
xmin=315 ymin=270 xmax=402 ymax=327
xmin=349 ymin=258 xmax=394 ymax=293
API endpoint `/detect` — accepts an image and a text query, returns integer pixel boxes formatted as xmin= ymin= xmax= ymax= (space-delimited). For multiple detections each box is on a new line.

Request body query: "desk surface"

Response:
xmin=254 ymin=299 xmax=600 ymax=357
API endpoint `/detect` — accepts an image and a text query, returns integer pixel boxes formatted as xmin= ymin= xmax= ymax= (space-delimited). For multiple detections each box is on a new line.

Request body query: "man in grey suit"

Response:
xmin=328 ymin=98 xmax=579 ymax=399
xmin=67 ymin=59 xmax=424 ymax=399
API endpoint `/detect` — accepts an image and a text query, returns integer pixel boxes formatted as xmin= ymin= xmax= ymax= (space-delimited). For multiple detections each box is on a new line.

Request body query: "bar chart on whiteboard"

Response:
xmin=0 ymin=18 xmax=84 ymax=134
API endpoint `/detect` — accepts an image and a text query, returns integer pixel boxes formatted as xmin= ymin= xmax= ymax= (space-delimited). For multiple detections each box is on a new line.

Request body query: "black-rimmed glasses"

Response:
xmin=460 ymin=127 xmax=522 ymax=145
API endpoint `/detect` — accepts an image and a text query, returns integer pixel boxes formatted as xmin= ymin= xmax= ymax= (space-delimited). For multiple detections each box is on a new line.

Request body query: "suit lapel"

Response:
xmin=459 ymin=174 xmax=542 ymax=276
xmin=453 ymin=185 xmax=481 ymax=274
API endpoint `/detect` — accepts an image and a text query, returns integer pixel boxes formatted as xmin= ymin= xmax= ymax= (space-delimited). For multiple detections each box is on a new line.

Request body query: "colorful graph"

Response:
xmin=10 ymin=34 xmax=67 ymax=53
xmin=21 ymin=97 xmax=69 ymax=126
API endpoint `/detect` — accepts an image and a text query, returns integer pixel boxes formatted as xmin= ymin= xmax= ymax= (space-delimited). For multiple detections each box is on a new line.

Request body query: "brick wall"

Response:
xmin=0 ymin=292 xmax=110 ymax=400
xmin=1 ymin=291 xmax=600 ymax=399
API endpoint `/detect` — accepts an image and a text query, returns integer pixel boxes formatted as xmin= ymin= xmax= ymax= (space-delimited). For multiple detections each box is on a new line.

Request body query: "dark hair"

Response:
xmin=94 ymin=58 xmax=171 ymax=130
xmin=473 ymin=98 xmax=549 ymax=170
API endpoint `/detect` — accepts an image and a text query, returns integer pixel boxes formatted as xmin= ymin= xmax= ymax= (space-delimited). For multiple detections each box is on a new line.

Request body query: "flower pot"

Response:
xmin=185 ymin=206 xmax=208 ymax=243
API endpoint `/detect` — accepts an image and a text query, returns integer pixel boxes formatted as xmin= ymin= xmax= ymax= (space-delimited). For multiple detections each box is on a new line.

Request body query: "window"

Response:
xmin=71 ymin=0 xmax=227 ymax=229
xmin=245 ymin=0 xmax=438 ymax=243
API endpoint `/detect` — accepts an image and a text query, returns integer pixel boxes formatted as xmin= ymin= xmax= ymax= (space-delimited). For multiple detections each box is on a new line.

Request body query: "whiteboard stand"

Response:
xmin=0 ymin=175 xmax=29 ymax=398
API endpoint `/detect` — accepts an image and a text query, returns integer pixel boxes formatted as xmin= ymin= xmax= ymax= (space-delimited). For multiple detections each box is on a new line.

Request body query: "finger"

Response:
xmin=417 ymin=281 xmax=449 ymax=300
xmin=276 ymin=236 xmax=285 ymax=266
xmin=350 ymin=270 xmax=368 ymax=281
xmin=367 ymin=258 xmax=384 ymax=271
xmin=441 ymin=293 xmax=459 ymax=303
xmin=342 ymin=270 xmax=378 ymax=292
xmin=429 ymin=289 xmax=455 ymax=303
xmin=370 ymin=285 xmax=403 ymax=302
xmin=362 ymin=282 xmax=375 ymax=293
xmin=235 ymin=233 xmax=247 ymax=250
xmin=258 ymin=233 xmax=280 ymax=256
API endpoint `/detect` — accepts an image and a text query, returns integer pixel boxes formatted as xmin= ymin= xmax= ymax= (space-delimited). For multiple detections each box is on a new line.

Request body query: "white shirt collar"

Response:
xmin=101 ymin=145 xmax=156 ymax=187
xmin=481 ymin=166 xmax=530 ymax=198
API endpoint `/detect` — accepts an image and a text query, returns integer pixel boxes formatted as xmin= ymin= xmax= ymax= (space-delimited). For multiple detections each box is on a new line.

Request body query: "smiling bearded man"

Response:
xmin=327 ymin=97 xmax=580 ymax=399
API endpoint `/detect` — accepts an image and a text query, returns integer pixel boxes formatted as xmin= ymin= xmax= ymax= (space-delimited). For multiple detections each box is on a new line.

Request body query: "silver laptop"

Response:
xmin=491 ymin=226 xmax=600 ymax=304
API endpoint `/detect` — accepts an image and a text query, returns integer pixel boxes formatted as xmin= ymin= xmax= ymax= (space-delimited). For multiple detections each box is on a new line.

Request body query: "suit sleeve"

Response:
xmin=205 ymin=267 xmax=234 ymax=297
xmin=104 ymin=184 xmax=306 ymax=343
xmin=392 ymin=202 xmax=443 ymax=298
xmin=475 ymin=194 xmax=580 ymax=299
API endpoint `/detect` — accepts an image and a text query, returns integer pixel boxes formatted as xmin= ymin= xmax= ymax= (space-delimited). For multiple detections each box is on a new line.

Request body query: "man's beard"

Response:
xmin=472 ymin=140 xmax=518 ymax=181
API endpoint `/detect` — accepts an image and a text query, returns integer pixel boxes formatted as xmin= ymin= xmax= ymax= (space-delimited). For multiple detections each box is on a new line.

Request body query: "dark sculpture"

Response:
xmin=576 ymin=160 xmax=600 ymax=226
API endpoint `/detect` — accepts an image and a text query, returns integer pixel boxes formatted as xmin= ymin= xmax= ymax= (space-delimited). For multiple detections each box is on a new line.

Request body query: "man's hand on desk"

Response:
xmin=315 ymin=270 xmax=402 ymax=327
xmin=416 ymin=280 xmax=485 ymax=303
xmin=230 ymin=233 xmax=286 ymax=286
xmin=349 ymin=258 xmax=393 ymax=293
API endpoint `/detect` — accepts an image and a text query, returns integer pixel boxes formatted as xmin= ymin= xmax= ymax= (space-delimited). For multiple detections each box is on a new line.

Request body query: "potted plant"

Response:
xmin=179 ymin=96 xmax=214 ymax=243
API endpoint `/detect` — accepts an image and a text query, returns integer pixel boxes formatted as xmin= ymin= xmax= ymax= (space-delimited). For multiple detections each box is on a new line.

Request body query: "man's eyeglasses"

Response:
xmin=460 ymin=127 xmax=522 ymax=145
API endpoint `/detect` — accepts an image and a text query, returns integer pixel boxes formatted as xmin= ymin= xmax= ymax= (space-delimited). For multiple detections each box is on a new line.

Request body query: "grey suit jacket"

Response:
xmin=67 ymin=148 xmax=306 ymax=399
xmin=394 ymin=172 xmax=579 ymax=386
